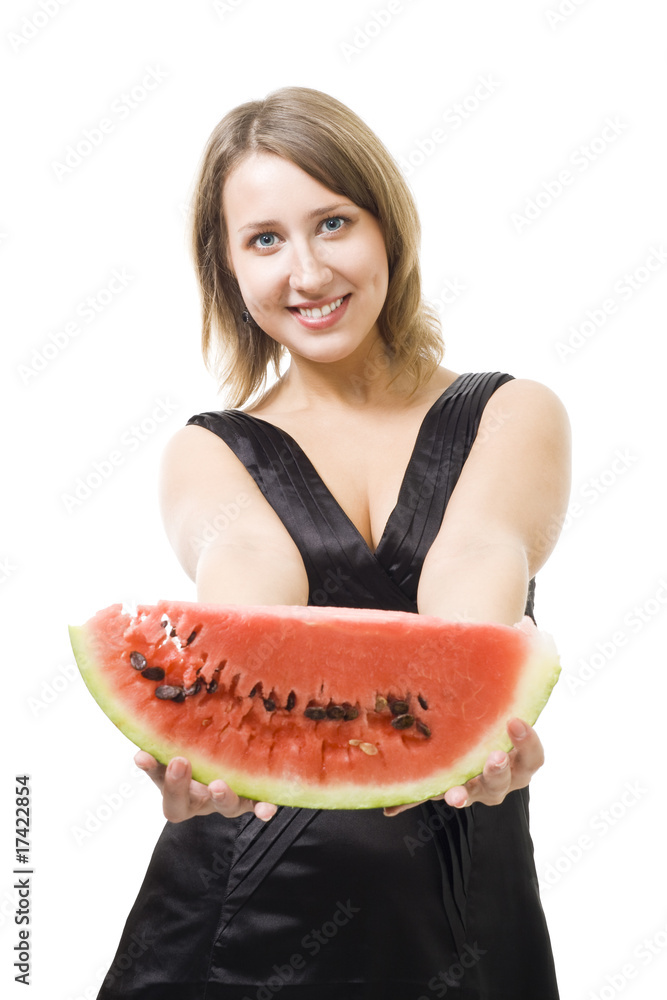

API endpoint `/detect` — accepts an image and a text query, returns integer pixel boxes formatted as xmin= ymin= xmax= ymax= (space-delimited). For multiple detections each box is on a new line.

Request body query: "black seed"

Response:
xmin=416 ymin=720 xmax=431 ymax=738
xmin=286 ymin=690 xmax=296 ymax=711
xmin=248 ymin=684 xmax=259 ymax=698
xmin=160 ymin=619 xmax=168 ymax=628
xmin=262 ymin=697 xmax=276 ymax=712
xmin=184 ymin=680 xmax=201 ymax=697
xmin=417 ymin=694 xmax=429 ymax=711
xmin=326 ymin=704 xmax=345 ymax=720
xmin=342 ymin=702 xmax=359 ymax=721
xmin=129 ymin=651 xmax=147 ymax=671
xmin=170 ymin=628 xmax=177 ymax=638
xmin=206 ymin=679 xmax=218 ymax=695
xmin=155 ymin=685 xmax=185 ymax=701
xmin=390 ymin=699 xmax=409 ymax=716
xmin=391 ymin=714 xmax=415 ymax=730
xmin=141 ymin=666 xmax=165 ymax=681
xmin=186 ymin=630 xmax=197 ymax=645
xmin=304 ymin=705 xmax=327 ymax=721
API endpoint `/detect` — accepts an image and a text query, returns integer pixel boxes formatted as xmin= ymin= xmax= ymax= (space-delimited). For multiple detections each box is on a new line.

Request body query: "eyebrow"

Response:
xmin=237 ymin=203 xmax=356 ymax=235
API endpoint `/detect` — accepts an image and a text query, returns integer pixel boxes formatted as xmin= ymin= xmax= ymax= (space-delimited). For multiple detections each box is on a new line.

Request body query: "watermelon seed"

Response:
xmin=375 ymin=695 xmax=388 ymax=712
xmin=391 ymin=714 xmax=415 ymax=730
xmin=155 ymin=685 xmax=185 ymax=701
xmin=170 ymin=628 xmax=177 ymax=638
xmin=184 ymin=681 xmax=202 ymax=697
xmin=389 ymin=699 xmax=409 ymax=716
xmin=185 ymin=630 xmax=197 ymax=645
xmin=304 ymin=705 xmax=327 ymax=721
xmin=416 ymin=720 xmax=431 ymax=738
xmin=262 ymin=697 xmax=277 ymax=712
xmin=206 ymin=679 xmax=218 ymax=695
xmin=342 ymin=703 xmax=359 ymax=721
xmin=359 ymin=742 xmax=378 ymax=755
xmin=417 ymin=694 xmax=429 ymax=711
xmin=348 ymin=739 xmax=362 ymax=747
xmin=141 ymin=666 xmax=165 ymax=681
xmin=286 ymin=690 xmax=296 ymax=711
xmin=201 ymin=718 xmax=213 ymax=727
xmin=248 ymin=684 xmax=259 ymax=698
xmin=130 ymin=651 xmax=147 ymax=671
xmin=326 ymin=704 xmax=345 ymax=720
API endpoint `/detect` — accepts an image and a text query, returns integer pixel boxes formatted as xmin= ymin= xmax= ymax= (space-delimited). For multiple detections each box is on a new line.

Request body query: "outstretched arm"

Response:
xmin=385 ymin=378 xmax=571 ymax=816
xmin=137 ymin=422 xmax=310 ymax=823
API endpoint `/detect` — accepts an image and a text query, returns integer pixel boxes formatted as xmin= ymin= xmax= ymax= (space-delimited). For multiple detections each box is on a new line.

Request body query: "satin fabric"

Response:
xmin=97 ymin=371 xmax=559 ymax=999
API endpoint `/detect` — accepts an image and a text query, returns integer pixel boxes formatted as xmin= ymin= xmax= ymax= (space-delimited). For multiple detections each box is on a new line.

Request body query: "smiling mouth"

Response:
xmin=289 ymin=294 xmax=350 ymax=319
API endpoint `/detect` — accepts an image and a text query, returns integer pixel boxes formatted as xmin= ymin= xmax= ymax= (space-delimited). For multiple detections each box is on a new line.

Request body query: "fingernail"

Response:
xmin=169 ymin=759 xmax=185 ymax=779
xmin=495 ymin=756 xmax=509 ymax=770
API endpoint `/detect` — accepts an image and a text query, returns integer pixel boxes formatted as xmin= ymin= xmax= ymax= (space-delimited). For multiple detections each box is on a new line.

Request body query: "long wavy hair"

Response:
xmin=189 ymin=86 xmax=444 ymax=408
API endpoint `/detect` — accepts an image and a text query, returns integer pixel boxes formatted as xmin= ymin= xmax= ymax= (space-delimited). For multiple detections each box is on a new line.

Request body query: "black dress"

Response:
xmin=97 ymin=371 xmax=560 ymax=1000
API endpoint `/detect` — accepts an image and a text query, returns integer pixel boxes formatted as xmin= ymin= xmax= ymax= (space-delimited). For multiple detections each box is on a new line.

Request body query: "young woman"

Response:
xmin=98 ymin=86 xmax=570 ymax=999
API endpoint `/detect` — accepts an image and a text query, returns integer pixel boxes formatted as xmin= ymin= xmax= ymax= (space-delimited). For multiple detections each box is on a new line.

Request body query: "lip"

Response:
xmin=288 ymin=293 xmax=351 ymax=330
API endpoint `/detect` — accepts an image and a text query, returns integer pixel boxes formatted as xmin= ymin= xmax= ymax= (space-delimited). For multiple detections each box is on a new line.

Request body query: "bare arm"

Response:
xmin=386 ymin=378 xmax=572 ymax=815
xmin=137 ymin=422 xmax=312 ymax=822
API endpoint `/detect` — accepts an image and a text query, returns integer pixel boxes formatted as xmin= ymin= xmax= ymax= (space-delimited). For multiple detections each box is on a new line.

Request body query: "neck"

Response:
xmin=274 ymin=337 xmax=416 ymax=413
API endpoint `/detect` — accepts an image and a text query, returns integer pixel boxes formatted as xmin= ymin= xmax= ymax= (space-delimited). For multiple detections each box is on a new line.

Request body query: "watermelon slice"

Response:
xmin=68 ymin=601 xmax=560 ymax=809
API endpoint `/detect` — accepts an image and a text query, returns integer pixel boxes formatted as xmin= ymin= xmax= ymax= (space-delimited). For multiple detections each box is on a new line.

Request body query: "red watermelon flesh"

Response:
xmin=68 ymin=601 xmax=560 ymax=809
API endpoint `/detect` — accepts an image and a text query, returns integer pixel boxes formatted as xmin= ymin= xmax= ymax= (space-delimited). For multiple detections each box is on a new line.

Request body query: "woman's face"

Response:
xmin=223 ymin=152 xmax=389 ymax=367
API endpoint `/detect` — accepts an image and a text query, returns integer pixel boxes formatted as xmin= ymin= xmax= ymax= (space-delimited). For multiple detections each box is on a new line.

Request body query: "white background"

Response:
xmin=2 ymin=1 xmax=666 ymax=997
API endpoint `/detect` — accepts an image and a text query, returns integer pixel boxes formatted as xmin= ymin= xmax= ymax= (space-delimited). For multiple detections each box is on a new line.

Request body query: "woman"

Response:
xmin=99 ymin=86 xmax=570 ymax=999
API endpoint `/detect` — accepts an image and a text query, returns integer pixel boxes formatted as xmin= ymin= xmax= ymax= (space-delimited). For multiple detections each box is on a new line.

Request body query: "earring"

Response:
xmin=241 ymin=310 xmax=250 ymax=324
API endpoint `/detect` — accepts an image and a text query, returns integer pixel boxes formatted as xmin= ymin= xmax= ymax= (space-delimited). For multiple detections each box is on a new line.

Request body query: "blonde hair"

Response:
xmin=190 ymin=86 xmax=444 ymax=407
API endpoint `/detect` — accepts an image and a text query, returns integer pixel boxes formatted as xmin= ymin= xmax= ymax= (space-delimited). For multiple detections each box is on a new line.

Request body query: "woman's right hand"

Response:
xmin=134 ymin=751 xmax=278 ymax=823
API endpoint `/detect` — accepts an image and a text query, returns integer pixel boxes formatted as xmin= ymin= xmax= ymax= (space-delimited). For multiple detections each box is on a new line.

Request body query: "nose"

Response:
xmin=288 ymin=239 xmax=333 ymax=294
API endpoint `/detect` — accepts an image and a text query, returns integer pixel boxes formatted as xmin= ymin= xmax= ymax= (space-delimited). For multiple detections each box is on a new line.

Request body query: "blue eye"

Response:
xmin=251 ymin=232 xmax=278 ymax=248
xmin=322 ymin=216 xmax=344 ymax=232
xmin=247 ymin=215 xmax=350 ymax=251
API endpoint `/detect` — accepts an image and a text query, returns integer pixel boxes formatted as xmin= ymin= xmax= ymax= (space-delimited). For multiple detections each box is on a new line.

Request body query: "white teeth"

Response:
xmin=298 ymin=296 xmax=344 ymax=318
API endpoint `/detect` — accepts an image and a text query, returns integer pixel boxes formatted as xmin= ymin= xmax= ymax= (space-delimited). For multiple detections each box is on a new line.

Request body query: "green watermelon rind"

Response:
xmin=69 ymin=619 xmax=560 ymax=810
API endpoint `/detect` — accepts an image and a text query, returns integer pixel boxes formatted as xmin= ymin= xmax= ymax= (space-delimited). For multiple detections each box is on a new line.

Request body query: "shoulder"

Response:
xmin=478 ymin=376 xmax=571 ymax=443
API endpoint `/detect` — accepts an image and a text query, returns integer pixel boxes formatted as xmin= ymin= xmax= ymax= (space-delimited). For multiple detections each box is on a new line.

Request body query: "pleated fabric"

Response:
xmin=97 ymin=371 xmax=558 ymax=999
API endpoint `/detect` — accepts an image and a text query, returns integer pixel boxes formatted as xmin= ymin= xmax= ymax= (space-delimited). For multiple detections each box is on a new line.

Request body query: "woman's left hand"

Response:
xmin=383 ymin=717 xmax=544 ymax=817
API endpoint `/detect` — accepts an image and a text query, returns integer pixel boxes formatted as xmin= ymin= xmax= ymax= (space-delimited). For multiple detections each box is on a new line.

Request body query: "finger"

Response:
xmin=162 ymin=757 xmax=198 ymax=822
xmin=134 ymin=751 xmax=166 ymax=789
xmin=208 ymin=781 xmax=277 ymax=822
xmin=445 ymin=750 xmax=512 ymax=808
xmin=383 ymin=798 xmax=430 ymax=818
xmin=507 ymin=718 xmax=545 ymax=779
